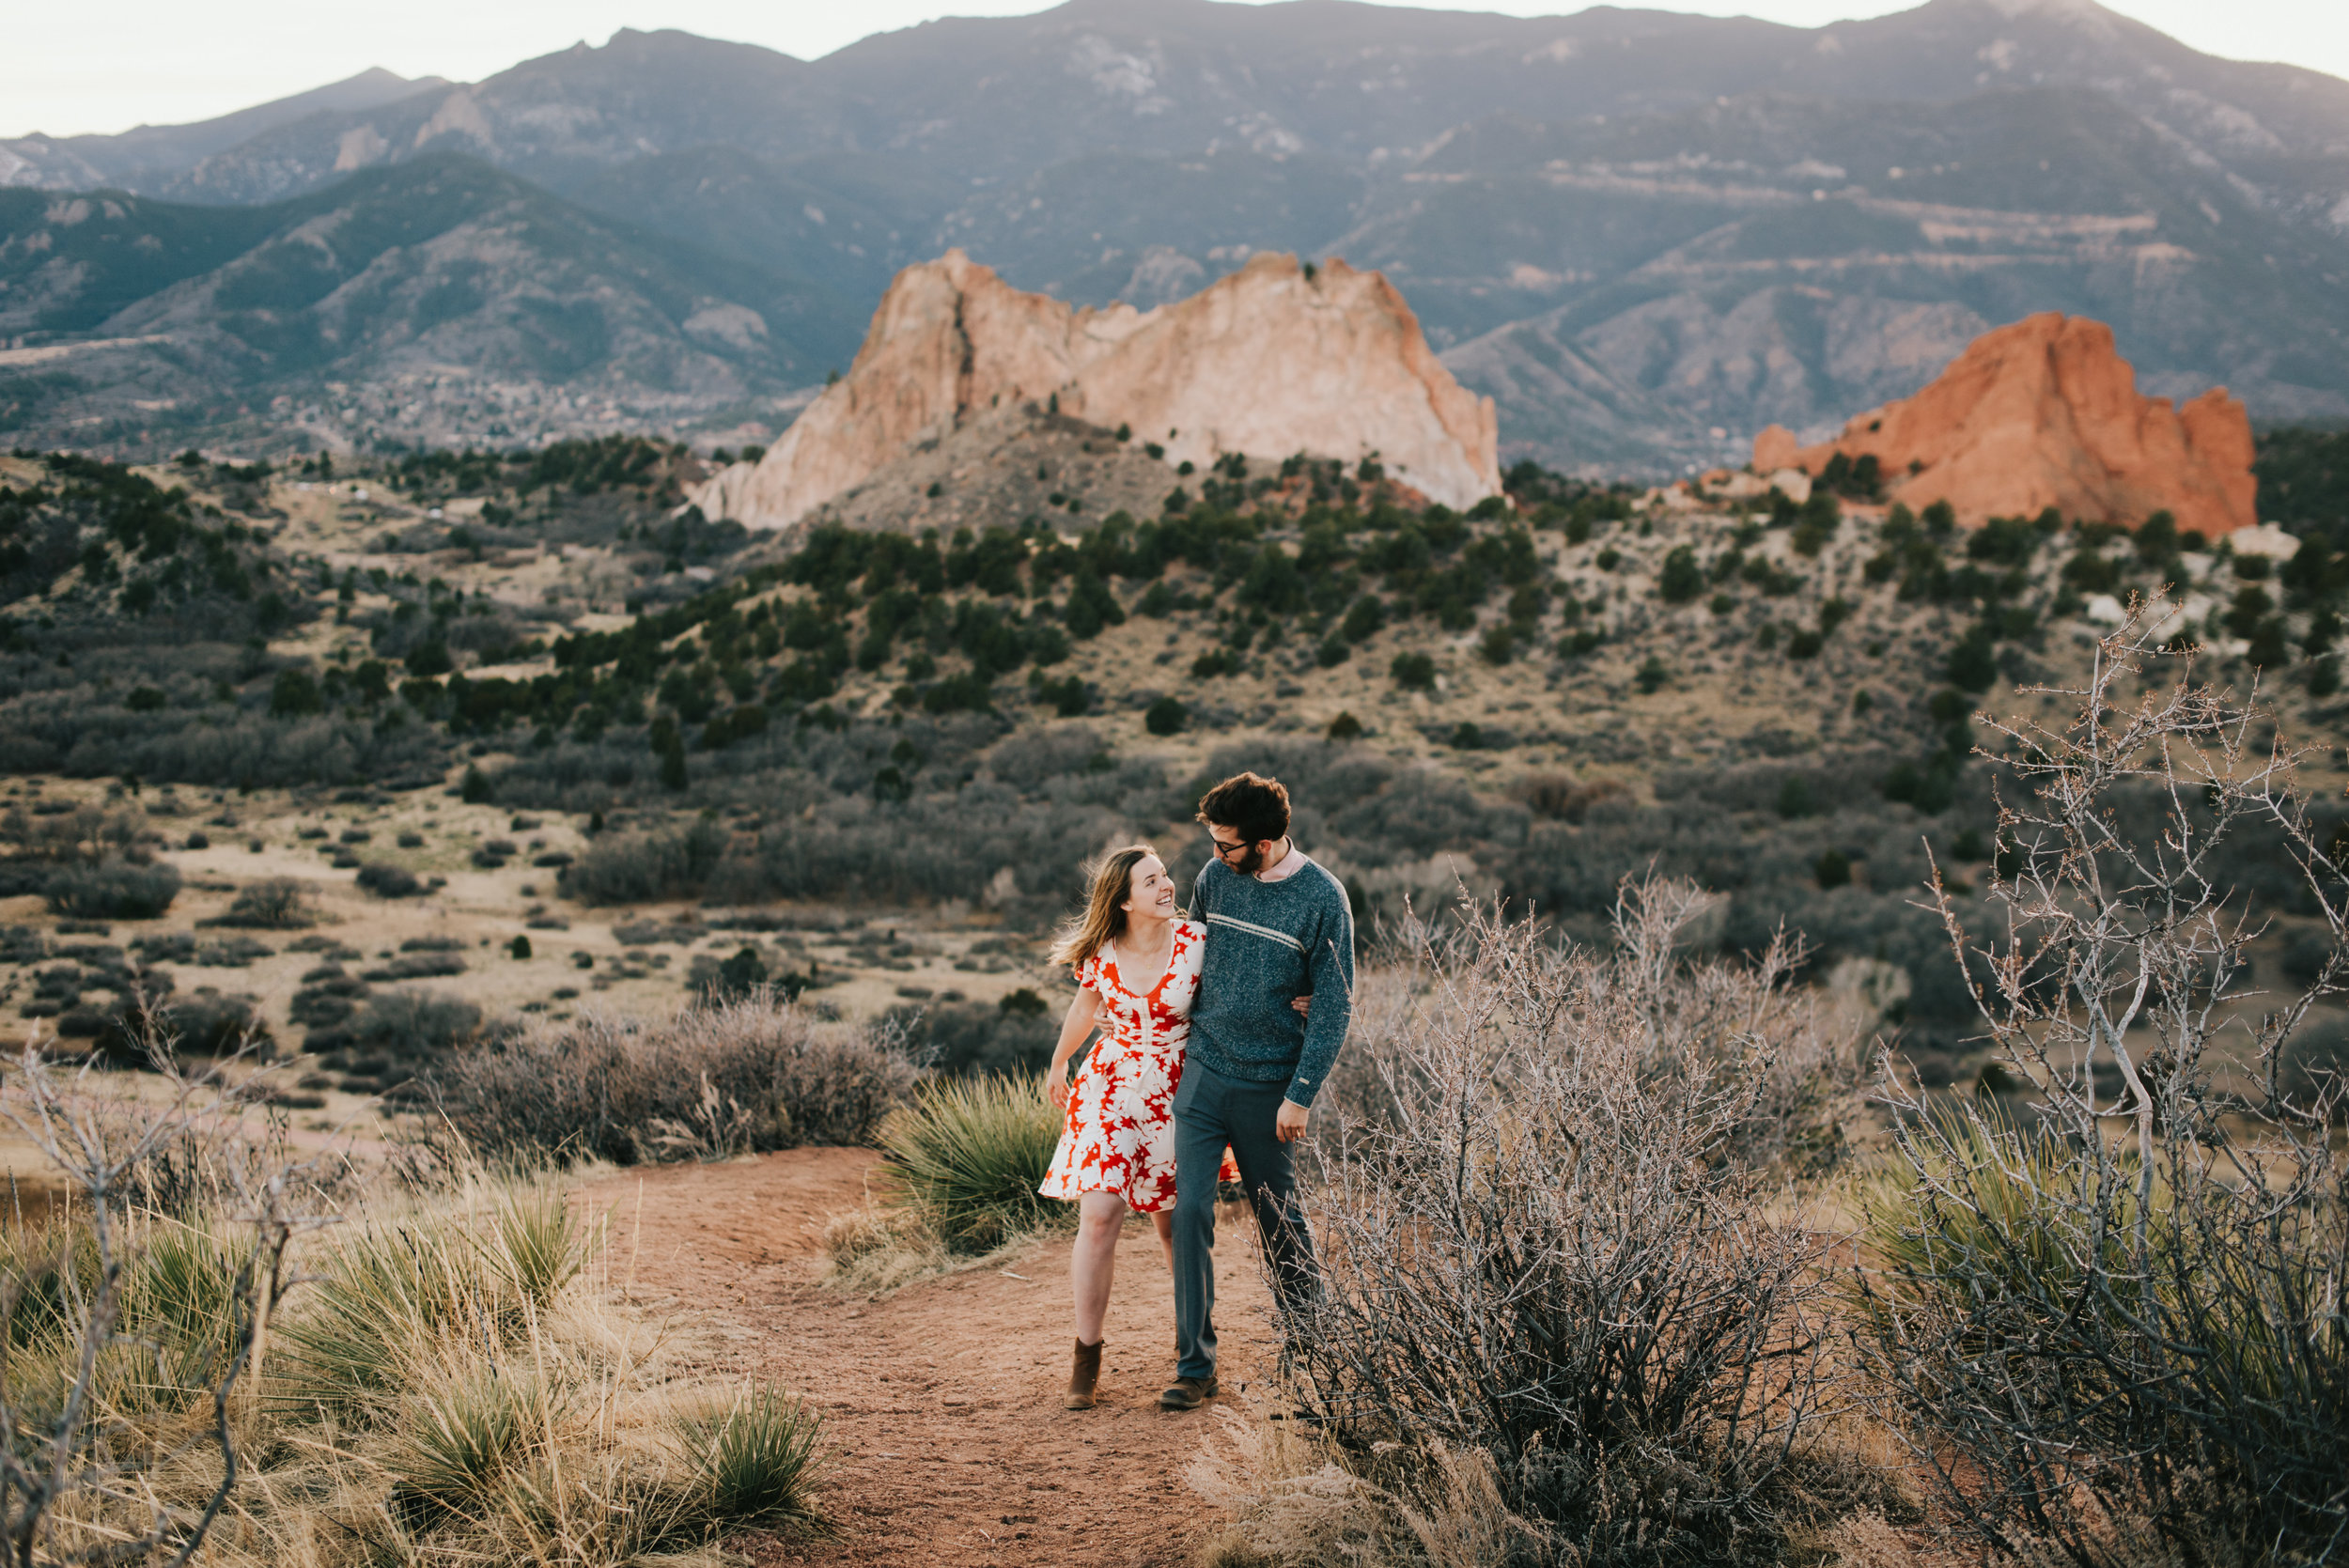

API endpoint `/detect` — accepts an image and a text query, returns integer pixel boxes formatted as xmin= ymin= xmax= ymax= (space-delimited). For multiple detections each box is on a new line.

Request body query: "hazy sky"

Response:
xmin=8 ymin=0 xmax=2345 ymax=141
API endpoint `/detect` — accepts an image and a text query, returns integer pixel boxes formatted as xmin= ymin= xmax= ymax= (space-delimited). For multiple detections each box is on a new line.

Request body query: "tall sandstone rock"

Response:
xmin=1752 ymin=314 xmax=2257 ymax=537
xmin=692 ymin=249 xmax=1500 ymax=529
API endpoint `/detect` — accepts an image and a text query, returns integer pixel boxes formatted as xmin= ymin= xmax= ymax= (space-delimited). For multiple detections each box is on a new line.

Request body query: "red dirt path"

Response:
xmin=582 ymin=1148 xmax=1276 ymax=1567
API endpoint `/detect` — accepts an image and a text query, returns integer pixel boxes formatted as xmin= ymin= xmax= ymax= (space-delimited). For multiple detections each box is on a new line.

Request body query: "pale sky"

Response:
xmin=7 ymin=0 xmax=2345 ymax=142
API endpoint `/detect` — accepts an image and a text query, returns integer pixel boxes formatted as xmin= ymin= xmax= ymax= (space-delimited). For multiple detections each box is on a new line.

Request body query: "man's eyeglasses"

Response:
xmin=1209 ymin=834 xmax=1251 ymax=861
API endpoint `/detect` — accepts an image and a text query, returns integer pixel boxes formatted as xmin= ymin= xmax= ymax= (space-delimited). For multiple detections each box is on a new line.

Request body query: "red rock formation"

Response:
xmin=1750 ymin=314 xmax=2257 ymax=536
xmin=693 ymin=249 xmax=1500 ymax=529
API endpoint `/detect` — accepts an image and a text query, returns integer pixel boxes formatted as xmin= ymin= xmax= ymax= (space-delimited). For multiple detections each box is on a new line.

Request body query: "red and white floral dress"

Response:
xmin=1039 ymin=920 xmax=1237 ymax=1214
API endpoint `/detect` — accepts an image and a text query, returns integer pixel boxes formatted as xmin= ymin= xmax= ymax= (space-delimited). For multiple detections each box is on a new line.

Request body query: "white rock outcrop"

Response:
xmin=692 ymin=249 xmax=1501 ymax=529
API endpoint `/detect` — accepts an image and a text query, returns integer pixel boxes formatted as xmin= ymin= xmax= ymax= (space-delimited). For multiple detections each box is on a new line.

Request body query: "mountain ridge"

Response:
xmin=0 ymin=155 xmax=861 ymax=454
xmin=3 ymin=0 xmax=2344 ymax=471
xmin=0 ymin=70 xmax=451 ymax=192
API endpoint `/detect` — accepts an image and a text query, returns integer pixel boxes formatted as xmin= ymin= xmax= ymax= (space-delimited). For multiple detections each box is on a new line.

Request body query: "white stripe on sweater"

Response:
xmin=1205 ymin=911 xmax=1305 ymax=953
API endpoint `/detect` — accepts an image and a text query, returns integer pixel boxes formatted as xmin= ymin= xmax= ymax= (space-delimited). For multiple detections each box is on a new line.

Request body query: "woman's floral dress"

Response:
xmin=1039 ymin=919 xmax=1237 ymax=1213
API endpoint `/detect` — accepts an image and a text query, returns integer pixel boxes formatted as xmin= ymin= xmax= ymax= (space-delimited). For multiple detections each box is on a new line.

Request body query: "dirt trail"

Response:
xmin=583 ymin=1149 xmax=1276 ymax=1566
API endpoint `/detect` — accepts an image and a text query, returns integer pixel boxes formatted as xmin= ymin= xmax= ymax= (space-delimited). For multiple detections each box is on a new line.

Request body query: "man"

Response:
xmin=1161 ymin=770 xmax=1354 ymax=1411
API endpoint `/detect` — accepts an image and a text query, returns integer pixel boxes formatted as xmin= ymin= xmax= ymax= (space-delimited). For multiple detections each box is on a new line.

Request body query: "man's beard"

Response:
xmin=1234 ymin=842 xmax=1268 ymax=874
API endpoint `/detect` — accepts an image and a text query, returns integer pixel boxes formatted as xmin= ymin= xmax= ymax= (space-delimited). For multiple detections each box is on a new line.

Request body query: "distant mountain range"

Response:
xmin=4 ymin=0 xmax=2345 ymax=473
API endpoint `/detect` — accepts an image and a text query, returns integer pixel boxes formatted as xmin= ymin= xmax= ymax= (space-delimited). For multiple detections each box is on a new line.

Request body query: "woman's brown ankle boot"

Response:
xmin=1065 ymin=1339 xmax=1103 ymax=1409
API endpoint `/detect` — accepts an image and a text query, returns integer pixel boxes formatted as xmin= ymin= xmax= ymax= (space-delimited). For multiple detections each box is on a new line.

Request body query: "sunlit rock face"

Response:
xmin=1753 ymin=313 xmax=2257 ymax=537
xmin=694 ymin=248 xmax=1501 ymax=529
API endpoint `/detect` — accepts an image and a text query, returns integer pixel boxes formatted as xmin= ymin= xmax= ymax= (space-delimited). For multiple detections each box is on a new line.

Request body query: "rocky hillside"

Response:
xmin=0 ymin=156 xmax=861 ymax=454
xmin=4 ymin=0 xmax=2344 ymax=469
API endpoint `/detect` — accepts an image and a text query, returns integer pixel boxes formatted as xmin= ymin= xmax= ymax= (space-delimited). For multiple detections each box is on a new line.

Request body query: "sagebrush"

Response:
xmin=1275 ymin=880 xmax=1863 ymax=1567
xmin=426 ymin=994 xmax=921 ymax=1164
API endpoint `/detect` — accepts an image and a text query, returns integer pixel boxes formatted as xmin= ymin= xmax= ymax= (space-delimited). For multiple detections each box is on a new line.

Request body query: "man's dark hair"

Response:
xmin=1197 ymin=771 xmax=1291 ymax=845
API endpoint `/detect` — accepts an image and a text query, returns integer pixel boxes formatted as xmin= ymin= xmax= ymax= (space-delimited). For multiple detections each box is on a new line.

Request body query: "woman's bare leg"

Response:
xmin=1072 ymin=1191 xmax=1128 ymax=1344
xmin=1150 ymin=1210 xmax=1174 ymax=1272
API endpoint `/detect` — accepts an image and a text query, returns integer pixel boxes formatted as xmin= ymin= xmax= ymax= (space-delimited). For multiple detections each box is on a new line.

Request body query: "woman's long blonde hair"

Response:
xmin=1047 ymin=845 xmax=1164 ymax=969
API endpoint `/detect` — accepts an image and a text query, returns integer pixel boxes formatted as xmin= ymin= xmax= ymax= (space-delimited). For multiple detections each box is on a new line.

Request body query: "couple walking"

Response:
xmin=1036 ymin=769 xmax=1354 ymax=1411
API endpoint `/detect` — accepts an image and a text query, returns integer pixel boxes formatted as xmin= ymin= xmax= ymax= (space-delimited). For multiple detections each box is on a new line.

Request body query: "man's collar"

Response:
xmin=1254 ymin=838 xmax=1303 ymax=883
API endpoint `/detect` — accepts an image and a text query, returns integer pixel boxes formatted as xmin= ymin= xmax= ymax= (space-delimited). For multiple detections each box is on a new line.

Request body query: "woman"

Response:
xmin=1037 ymin=844 xmax=1237 ymax=1410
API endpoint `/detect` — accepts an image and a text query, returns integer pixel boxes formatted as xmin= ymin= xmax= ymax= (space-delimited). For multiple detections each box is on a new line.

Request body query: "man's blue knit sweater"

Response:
xmin=1187 ymin=850 xmax=1355 ymax=1108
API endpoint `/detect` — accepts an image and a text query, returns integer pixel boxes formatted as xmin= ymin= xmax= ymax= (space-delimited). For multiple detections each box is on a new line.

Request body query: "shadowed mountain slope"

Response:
xmin=0 ymin=156 xmax=862 ymax=453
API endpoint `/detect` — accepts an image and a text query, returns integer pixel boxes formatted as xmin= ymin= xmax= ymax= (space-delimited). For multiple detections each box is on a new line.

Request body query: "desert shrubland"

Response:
xmin=1202 ymin=606 xmax=2349 ymax=1568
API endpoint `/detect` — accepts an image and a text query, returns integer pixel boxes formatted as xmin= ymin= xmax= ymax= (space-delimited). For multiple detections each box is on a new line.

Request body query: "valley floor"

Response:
xmin=583 ymin=1147 xmax=1275 ymax=1567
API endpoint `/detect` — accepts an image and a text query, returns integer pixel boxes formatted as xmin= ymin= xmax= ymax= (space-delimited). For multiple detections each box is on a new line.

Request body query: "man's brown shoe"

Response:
xmin=1159 ymin=1374 xmax=1219 ymax=1411
xmin=1065 ymin=1339 xmax=1103 ymax=1410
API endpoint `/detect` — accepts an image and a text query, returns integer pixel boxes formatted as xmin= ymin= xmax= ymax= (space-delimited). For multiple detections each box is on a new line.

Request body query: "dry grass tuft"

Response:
xmin=1188 ymin=1402 xmax=1548 ymax=1568
xmin=818 ymin=1203 xmax=948 ymax=1296
xmin=1811 ymin=1511 xmax=1922 ymax=1568
xmin=816 ymin=1201 xmax=1041 ymax=1297
xmin=1188 ymin=1403 xmax=1407 ymax=1568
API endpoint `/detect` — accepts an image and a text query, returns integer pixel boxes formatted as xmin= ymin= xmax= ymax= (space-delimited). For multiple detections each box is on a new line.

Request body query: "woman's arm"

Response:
xmin=1046 ymin=989 xmax=1103 ymax=1108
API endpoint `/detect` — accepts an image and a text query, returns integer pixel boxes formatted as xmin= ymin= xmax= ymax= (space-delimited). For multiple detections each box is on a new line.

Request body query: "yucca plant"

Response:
xmin=274 ymin=1214 xmax=484 ymax=1418
xmin=489 ymin=1185 xmax=584 ymax=1310
xmin=484 ymin=1451 xmax=707 ymax=1562
xmin=1852 ymin=1106 xmax=2167 ymax=1318
xmin=115 ymin=1215 xmax=245 ymax=1409
xmin=674 ymin=1385 xmax=826 ymax=1526
xmin=388 ymin=1370 xmax=536 ymax=1527
xmin=876 ymin=1074 xmax=1066 ymax=1252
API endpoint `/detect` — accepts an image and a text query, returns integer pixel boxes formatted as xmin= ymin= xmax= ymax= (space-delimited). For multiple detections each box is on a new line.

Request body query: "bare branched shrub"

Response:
xmin=1326 ymin=876 xmax=1859 ymax=1172
xmin=554 ymin=819 xmax=727 ymax=905
xmin=3 ymin=802 xmax=150 ymax=866
xmin=207 ymin=877 xmax=316 ymax=930
xmin=97 ymin=986 xmax=274 ymax=1070
xmin=427 ymin=994 xmax=921 ymax=1164
xmin=0 ymin=1037 xmax=332 ymax=1565
xmin=1283 ymin=884 xmax=1859 ymax=1566
xmin=1852 ymin=602 xmax=2349 ymax=1566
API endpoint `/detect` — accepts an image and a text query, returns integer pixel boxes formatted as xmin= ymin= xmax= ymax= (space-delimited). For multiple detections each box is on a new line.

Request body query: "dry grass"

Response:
xmin=1810 ymin=1512 xmax=1923 ymax=1568
xmin=816 ymin=1200 xmax=1044 ymax=1298
xmin=1 ymin=1162 xmax=823 ymax=1567
xmin=818 ymin=1203 xmax=954 ymax=1296
xmin=1188 ymin=1400 xmax=1548 ymax=1568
